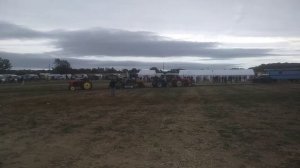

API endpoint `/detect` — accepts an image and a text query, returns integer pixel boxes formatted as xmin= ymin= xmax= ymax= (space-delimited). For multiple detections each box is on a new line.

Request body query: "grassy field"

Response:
xmin=0 ymin=81 xmax=299 ymax=168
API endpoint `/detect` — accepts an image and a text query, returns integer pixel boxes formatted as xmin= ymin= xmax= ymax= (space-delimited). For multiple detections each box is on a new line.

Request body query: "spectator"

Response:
xmin=109 ymin=79 xmax=116 ymax=96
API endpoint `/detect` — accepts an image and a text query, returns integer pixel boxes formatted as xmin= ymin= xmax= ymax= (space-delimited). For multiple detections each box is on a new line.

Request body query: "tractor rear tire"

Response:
xmin=176 ymin=81 xmax=183 ymax=87
xmin=83 ymin=82 xmax=92 ymax=90
xmin=69 ymin=85 xmax=76 ymax=91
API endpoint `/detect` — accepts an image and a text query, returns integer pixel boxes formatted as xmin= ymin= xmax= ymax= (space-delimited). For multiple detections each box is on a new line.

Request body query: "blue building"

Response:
xmin=266 ymin=69 xmax=300 ymax=80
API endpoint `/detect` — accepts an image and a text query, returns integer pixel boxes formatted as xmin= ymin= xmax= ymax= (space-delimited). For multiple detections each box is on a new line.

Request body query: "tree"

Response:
xmin=0 ymin=57 xmax=12 ymax=71
xmin=128 ymin=68 xmax=139 ymax=78
xmin=150 ymin=67 xmax=159 ymax=73
xmin=53 ymin=58 xmax=72 ymax=74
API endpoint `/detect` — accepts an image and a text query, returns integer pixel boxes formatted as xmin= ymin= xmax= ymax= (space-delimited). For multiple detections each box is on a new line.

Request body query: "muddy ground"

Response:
xmin=0 ymin=82 xmax=299 ymax=168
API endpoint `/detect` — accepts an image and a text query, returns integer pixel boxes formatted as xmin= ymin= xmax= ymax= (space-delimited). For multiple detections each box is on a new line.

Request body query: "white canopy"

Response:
xmin=179 ymin=69 xmax=254 ymax=76
xmin=138 ymin=70 xmax=156 ymax=77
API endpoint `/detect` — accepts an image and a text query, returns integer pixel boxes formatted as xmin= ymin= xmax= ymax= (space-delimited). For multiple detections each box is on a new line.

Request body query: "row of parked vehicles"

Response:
xmin=0 ymin=73 xmax=104 ymax=84
xmin=0 ymin=74 xmax=40 ymax=83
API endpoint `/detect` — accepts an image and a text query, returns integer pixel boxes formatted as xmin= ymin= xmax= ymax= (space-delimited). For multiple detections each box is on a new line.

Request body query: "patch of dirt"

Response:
xmin=0 ymin=83 xmax=299 ymax=167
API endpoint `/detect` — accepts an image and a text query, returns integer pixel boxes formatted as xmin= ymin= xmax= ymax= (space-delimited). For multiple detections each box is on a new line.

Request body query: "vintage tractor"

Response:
xmin=152 ymin=75 xmax=193 ymax=88
xmin=108 ymin=74 xmax=145 ymax=89
xmin=152 ymin=76 xmax=168 ymax=88
xmin=171 ymin=77 xmax=193 ymax=87
xmin=68 ymin=78 xmax=93 ymax=91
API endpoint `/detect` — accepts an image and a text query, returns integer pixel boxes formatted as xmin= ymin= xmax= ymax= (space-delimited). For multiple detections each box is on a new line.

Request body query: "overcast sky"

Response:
xmin=0 ymin=0 xmax=299 ymax=70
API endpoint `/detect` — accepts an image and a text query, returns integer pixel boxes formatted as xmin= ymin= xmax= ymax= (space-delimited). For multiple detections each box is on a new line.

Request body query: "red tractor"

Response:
xmin=152 ymin=75 xmax=194 ymax=87
xmin=168 ymin=76 xmax=193 ymax=87
xmin=172 ymin=77 xmax=193 ymax=87
xmin=68 ymin=78 xmax=93 ymax=91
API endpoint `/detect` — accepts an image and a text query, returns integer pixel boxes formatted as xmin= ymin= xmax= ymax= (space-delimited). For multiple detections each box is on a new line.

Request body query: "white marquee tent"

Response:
xmin=179 ymin=69 xmax=255 ymax=83
xmin=138 ymin=70 xmax=157 ymax=77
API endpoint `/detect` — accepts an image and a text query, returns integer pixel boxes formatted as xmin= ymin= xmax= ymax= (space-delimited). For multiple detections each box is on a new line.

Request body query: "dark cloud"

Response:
xmin=0 ymin=51 xmax=53 ymax=69
xmin=0 ymin=21 xmax=48 ymax=39
xmin=0 ymin=51 xmax=235 ymax=70
xmin=53 ymin=29 xmax=271 ymax=58
xmin=0 ymin=21 xmax=272 ymax=60
xmin=92 ymin=61 xmax=235 ymax=70
xmin=202 ymin=48 xmax=273 ymax=59
xmin=54 ymin=28 xmax=218 ymax=57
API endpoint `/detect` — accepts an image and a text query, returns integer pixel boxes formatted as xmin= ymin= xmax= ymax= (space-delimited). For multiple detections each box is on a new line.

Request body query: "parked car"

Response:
xmin=0 ymin=75 xmax=6 ymax=83
xmin=6 ymin=74 xmax=21 ymax=83
xmin=88 ymin=74 xmax=103 ymax=80
xmin=47 ymin=74 xmax=66 ymax=80
xmin=23 ymin=74 xmax=39 ymax=81
xmin=72 ymin=74 xmax=88 ymax=80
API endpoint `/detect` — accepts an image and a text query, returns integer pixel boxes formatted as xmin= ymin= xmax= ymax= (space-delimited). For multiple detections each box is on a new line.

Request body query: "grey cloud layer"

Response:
xmin=0 ymin=21 xmax=272 ymax=59
xmin=0 ymin=21 xmax=47 ymax=39
xmin=0 ymin=51 xmax=234 ymax=70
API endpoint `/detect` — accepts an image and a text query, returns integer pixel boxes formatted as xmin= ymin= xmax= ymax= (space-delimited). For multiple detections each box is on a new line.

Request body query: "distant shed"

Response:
xmin=179 ymin=69 xmax=255 ymax=84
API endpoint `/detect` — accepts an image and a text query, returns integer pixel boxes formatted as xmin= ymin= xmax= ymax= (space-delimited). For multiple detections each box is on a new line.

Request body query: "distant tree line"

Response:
xmin=0 ymin=58 xmax=140 ymax=76
xmin=150 ymin=67 xmax=184 ymax=73
xmin=3 ymin=67 xmax=137 ymax=75
xmin=2 ymin=57 xmax=300 ymax=75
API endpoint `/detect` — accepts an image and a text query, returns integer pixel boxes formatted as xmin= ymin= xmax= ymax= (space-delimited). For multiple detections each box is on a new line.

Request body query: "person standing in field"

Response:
xmin=109 ymin=79 xmax=116 ymax=96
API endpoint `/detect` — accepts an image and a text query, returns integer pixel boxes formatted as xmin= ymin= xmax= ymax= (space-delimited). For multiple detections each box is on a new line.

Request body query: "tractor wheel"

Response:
xmin=83 ymin=82 xmax=92 ymax=90
xmin=69 ymin=85 xmax=76 ymax=91
xmin=176 ymin=81 xmax=183 ymax=87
